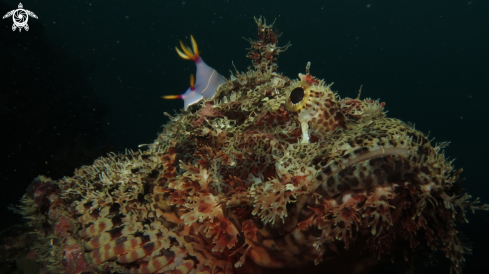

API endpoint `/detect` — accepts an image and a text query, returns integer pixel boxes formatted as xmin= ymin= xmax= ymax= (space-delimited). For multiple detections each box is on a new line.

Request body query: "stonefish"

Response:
xmin=13 ymin=17 xmax=488 ymax=274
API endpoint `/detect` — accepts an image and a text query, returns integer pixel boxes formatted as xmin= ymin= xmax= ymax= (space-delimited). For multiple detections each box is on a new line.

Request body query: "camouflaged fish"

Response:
xmin=12 ymin=17 xmax=488 ymax=274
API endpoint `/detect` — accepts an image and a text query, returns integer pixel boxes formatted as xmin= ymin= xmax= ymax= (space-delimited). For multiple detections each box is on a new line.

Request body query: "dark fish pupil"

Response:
xmin=290 ymin=87 xmax=304 ymax=104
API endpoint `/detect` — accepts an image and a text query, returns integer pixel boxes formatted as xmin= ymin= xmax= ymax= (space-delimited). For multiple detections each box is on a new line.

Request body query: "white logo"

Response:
xmin=3 ymin=3 xmax=38 ymax=32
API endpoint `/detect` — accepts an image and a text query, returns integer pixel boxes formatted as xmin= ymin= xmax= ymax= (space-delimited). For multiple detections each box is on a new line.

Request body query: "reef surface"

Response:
xmin=5 ymin=17 xmax=488 ymax=274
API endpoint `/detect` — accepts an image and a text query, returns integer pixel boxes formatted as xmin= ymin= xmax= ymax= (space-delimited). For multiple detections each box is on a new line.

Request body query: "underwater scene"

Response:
xmin=1 ymin=1 xmax=488 ymax=274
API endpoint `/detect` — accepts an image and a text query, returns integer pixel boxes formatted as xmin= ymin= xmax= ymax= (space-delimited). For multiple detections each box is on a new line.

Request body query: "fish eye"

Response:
xmin=285 ymin=82 xmax=311 ymax=112
xmin=290 ymin=87 xmax=304 ymax=104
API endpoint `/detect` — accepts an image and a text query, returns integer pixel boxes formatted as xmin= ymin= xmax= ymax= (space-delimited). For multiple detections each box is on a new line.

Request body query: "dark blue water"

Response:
xmin=1 ymin=0 xmax=488 ymax=273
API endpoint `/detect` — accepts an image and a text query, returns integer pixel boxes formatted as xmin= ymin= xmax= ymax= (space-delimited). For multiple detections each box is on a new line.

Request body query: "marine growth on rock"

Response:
xmin=9 ymin=17 xmax=489 ymax=274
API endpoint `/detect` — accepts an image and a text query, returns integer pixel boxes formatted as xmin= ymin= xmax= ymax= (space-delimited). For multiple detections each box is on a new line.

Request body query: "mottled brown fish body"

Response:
xmin=10 ymin=16 xmax=488 ymax=274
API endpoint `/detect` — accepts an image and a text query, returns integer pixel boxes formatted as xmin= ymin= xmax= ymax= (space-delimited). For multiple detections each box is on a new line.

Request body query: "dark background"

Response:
xmin=1 ymin=0 xmax=488 ymax=273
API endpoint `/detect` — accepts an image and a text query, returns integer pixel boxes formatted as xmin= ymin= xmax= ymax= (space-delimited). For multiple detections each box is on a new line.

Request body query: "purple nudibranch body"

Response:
xmin=164 ymin=35 xmax=226 ymax=110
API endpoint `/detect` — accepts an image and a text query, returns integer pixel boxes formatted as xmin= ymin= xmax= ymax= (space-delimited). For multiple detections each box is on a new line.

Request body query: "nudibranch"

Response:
xmin=163 ymin=35 xmax=226 ymax=110
xmin=6 ymin=17 xmax=489 ymax=274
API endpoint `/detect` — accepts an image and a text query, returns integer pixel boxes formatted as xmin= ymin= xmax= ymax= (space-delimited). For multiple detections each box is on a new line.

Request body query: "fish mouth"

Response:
xmin=256 ymin=134 xmax=423 ymax=234
xmin=312 ymin=145 xmax=415 ymax=202
xmin=241 ymin=125 xmax=444 ymax=269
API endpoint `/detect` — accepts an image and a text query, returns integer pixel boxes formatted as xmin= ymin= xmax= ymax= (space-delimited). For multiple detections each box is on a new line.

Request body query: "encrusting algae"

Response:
xmin=6 ymin=17 xmax=489 ymax=274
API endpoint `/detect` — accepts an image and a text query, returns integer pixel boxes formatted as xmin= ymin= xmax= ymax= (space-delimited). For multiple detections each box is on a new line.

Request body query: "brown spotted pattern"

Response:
xmin=298 ymin=87 xmax=347 ymax=134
